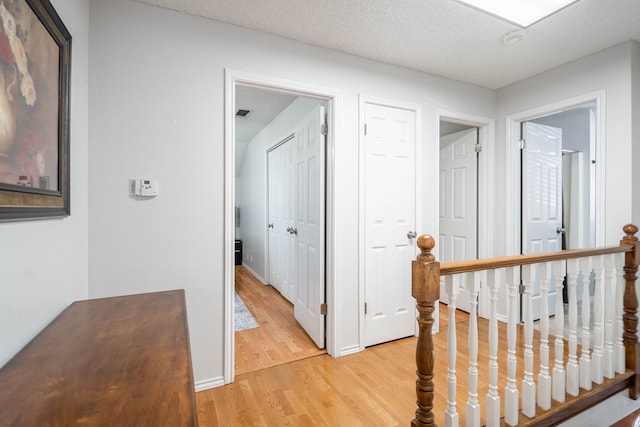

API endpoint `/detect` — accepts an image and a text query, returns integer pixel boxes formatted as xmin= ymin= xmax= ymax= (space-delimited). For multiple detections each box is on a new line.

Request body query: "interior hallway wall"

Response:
xmin=87 ymin=0 xmax=495 ymax=387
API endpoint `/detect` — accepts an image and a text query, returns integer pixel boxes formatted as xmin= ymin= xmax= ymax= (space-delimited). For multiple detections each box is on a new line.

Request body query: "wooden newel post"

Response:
xmin=621 ymin=224 xmax=640 ymax=398
xmin=412 ymin=235 xmax=440 ymax=427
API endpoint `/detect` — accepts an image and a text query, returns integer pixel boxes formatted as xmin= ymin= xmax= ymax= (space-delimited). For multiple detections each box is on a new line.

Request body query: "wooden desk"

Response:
xmin=0 ymin=290 xmax=198 ymax=426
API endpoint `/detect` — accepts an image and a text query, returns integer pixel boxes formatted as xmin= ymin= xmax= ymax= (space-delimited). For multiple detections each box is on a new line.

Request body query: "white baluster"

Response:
xmin=444 ymin=275 xmax=459 ymax=427
xmin=466 ymin=272 xmax=480 ymax=427
xmin=603 ymin=253 xmax=616 ymax=379
xmin=505 ymin=267 xmax=519 ymax=426
xmin=591 ymin=255 xmax=604 ymax=384
xmin=552 ymin=260 xmax=567 ymax=402
xmin=485 ymin=269 xmax=501 ymax=427
xmin=614 ymin=252 xmax=626 ymax=374
xmin=521 ymin=264 xmax=536 ymax=418
xmin=579 ymin=257 xmax=592 ymax=391
xmin=538 ymin=262 xmax=551 ymax=410
xmin=566 ymin=258 xmax=580 ymax=396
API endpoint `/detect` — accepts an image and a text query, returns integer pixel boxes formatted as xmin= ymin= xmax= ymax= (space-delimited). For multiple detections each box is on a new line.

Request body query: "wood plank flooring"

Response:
xmin=198 ymin=292 xmax=632 ymax=426
xmin=234 ymin=266 xmax=326 ymax=375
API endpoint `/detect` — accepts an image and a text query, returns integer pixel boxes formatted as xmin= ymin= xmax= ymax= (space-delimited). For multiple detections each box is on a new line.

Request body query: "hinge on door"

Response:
xmin=519 ymin=139 xmax=526 ymax=150
xmin=364 ymin=123 xmax=368 ymax=136
xmin=364 ymin=302 xmax=368 ymax=315
xmin=519 ymin=283 xmax=526 ymax=294
xmin=320 ymin=303 xmax=328 ymax=315
xmin=321 ymin=123 xmax=328 ymax=136
xmin=475 ymin=143 xmax=482 ymax=153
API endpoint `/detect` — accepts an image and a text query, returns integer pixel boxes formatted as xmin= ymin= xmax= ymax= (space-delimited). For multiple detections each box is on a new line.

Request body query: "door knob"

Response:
xmin=290 ymin=227 xmax=298 ymax=235
xmin=407 ymin=230 xmax=417 ymax=239
xmin=286 ymin=226 xmax=292 ymax=233
xmin=268 ymin=223 xmax=274 ymax=229
xmin=556 ymin=226 xmax=566 ymax=234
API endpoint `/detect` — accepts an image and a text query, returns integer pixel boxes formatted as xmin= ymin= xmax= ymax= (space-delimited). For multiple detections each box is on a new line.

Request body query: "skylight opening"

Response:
xmin=455 ymin=0 xmax=580 ymax=27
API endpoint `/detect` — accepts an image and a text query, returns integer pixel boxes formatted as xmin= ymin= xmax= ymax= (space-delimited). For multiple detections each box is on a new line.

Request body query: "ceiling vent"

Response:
xmin=236 ymin=109 xmax=251 ymax=117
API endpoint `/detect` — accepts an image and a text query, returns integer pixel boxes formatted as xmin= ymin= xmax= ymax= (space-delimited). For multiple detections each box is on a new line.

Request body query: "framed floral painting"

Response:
xmin=0 ymin=0 xmax=70 ymax=221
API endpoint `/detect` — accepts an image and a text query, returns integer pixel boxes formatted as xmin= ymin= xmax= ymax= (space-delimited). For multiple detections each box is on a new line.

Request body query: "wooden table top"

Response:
xmin=0 ymin=290 xmax=198 ymax=427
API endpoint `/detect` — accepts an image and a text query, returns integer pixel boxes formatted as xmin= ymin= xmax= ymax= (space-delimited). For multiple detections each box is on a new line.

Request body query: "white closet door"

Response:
xmin=364 ymin=102 xmax=417 ymax=347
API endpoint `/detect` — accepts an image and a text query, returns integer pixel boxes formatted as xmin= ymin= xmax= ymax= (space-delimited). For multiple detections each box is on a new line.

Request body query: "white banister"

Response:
xmin=579 ymin=257 xmax=592 ymax=391
xmin=465 ymin=273 xmax=480 ymax=427
xmin=603 ymin=253 xmax=616 ymax=379
xmin=538 ymin=262 xmax=551 ymax=410
xmin=444 ymin=275 xmax=459 ymax=427
xmin=591 ymin=255 xmax=604 ymax=385
xmin=521 ymin=264 xmax=536 ymax=418
xmin=485 ymin=269 xmax=500 ymax=427
xmin=552 ymin=260 xmax=566 ymax=402
xmin=614 ymin=252 xmax=626 ymax=374
xmin=505 ymin=267 xmax=519 ymax=426
xmin=567 ymin=258 xmax=580 ymax=396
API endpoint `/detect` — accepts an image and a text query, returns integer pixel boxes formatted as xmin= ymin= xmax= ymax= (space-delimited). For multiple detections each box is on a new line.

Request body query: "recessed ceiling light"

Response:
xmin=455 ymin=0 xmax=580 ymax=27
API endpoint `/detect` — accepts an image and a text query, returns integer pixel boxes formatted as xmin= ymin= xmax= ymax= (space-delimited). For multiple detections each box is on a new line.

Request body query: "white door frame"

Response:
xmin=224 ymin=69 xmax=338 ymax=384
xmin=358 ymin=95 xmax=422 ymax=350
xmin=505 ymin=91 xmax=606 ymax=257
xmin=436 ymin=110 xmax=495 ymax=320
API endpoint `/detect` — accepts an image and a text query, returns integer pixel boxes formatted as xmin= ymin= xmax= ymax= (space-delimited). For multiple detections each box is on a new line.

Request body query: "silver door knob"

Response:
xmin=286 ymin=226 xmax=292 ymax=233
xmin=268 ymin=223 xmax=274 ymax=229
xmin=290 ymin=227 xmax=298 ymax=235
xmin=556 ymin=226 xmax=566 ymax=234
xmin=407 ymin=231 xmax=417 ymax=239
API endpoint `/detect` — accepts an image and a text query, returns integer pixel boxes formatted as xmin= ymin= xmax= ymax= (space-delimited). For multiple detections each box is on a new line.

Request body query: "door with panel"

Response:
xmin=522 ymin=121 xmax=563 ymax=319
xmin=267 ymin=136 xmax=296 ymax=302
xmin=364 ymin=102 xmax=417 ymax=347
xmin=438 ymin=128 xmax=478 ymax=313
xmin=293 ymin=105 xmax=326 ymax=349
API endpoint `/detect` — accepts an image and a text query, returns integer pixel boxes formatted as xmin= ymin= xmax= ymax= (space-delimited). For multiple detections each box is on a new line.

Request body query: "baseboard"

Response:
xmin=241 ymin=263 xmax=266 ymax=284
xmin=338 ymin=345 xmax=361 ymax=357
xmin=195 ymin=376 xmax=225 ymax=392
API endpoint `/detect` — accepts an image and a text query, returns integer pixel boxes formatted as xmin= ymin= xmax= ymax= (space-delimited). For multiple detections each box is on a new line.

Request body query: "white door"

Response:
xmin=364 ymin=103 xmax=417 ymax=347
xmin=267 ymin=136 xmax=296 ymax=302
xmin=293 ymin=105 xmax=326 ymax=348
xmin=522 ymin=122 xmax=562 ymax=318
xmin=438 ymin=128 xmax=478 ymax=312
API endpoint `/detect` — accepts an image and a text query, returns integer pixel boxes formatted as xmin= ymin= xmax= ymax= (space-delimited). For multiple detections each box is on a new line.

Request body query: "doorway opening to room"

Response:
xmin=507 ymin=93 xmax=603 ymax=323
xmin=435 ymin=113 xmax=494 ymax=323
xmin=223 ymin=71 xmax=337 ymax=384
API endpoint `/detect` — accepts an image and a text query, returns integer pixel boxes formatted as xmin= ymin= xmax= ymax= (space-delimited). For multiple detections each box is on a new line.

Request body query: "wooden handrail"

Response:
xmin=411 ymin=224 xmax=639 ymax=427
xmin=441 ymin=245 xmax=631 ymax=276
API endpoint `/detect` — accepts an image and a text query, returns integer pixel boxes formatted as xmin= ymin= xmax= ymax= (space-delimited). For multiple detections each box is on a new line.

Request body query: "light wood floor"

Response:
xmin=198 ymin=292 xmax=630 ymax=426
xmin=234 ymin=266 xmax=326 ymax=375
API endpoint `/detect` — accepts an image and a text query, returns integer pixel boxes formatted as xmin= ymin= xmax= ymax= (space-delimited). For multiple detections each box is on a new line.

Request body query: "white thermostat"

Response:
xmin=129 ymin=179 xmax=159 ymax=197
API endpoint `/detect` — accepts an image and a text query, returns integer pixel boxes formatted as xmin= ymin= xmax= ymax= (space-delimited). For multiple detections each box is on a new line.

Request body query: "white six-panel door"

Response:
xmin=522 ymin=121 xmax=562 ymax=318
xmin=438 ymin=128 xmax=478 ymax=313
xmin=293 ymin=105 xmax=326 ymax=348
xmin=364 ymin=103 xmax=417 ymax=347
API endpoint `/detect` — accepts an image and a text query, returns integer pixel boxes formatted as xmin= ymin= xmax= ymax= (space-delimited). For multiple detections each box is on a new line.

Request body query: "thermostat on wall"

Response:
xmin=129 ymin=179 xmax=159 ymax=197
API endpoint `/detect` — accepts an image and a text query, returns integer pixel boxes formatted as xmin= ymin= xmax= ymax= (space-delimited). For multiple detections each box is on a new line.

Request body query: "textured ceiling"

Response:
xmin=137 ymin=0 xmax=640 ymax=89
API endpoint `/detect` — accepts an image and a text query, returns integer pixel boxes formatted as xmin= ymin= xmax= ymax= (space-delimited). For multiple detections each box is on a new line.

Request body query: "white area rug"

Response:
xmin=234 ymin=292 xmax=259 ymax=331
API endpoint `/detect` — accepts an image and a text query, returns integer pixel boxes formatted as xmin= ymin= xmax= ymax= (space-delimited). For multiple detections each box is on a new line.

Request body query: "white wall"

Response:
xmin=236 ymin=97 xmax=322 ymax=281
xmin=87 ymin=0 xmax=495 ymax=386
xmin=496 ymin=41 xmax=637 ymax=254
xmin=0 ymin=0 xmax=89 ymax=368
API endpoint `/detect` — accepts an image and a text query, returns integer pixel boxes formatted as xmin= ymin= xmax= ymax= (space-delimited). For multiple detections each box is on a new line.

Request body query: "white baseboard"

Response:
xmin=242 ymin=263 xmax=266 ymax=284
xmin=195 ymin=376 xmax=225 ymax=392
xmin=338 ymin=345 xmax=361 ymax=357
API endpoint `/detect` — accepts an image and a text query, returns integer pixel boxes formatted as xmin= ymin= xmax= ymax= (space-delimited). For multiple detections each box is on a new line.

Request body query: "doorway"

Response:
xmin=435 ymin=113 xmax=495 ymax=321
xmin=438 ymin=123 xmax=479 ymax=313
xmin=224 ymin=70 xmax=338 ymax=384
xmin=505 ymin=92 xmax=604 ymax=322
